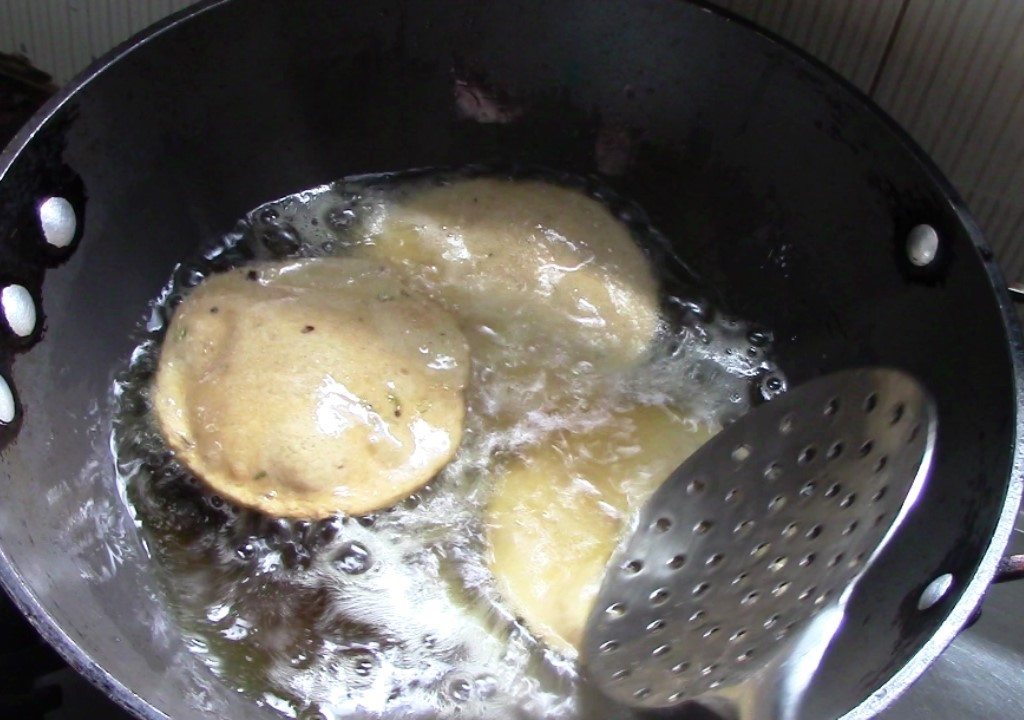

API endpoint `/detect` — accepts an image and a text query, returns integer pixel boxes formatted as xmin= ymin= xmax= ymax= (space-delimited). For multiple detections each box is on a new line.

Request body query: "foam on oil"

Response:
xmin=112 ymin=168 xmax=785 ymax=719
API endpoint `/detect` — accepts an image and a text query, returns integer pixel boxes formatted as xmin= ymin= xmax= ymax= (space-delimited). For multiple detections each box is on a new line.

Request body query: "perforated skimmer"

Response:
xmin=583 ymin=368 xmax=937 ymax=719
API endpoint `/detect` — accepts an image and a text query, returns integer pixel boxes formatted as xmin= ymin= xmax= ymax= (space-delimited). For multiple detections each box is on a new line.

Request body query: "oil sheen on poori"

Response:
xmin=117 ymin=172 xmax=777 ymax=719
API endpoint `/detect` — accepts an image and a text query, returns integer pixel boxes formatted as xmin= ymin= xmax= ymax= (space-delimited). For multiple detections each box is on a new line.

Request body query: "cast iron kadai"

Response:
xmin=0 ymin=1 xmax=1021 ymax=719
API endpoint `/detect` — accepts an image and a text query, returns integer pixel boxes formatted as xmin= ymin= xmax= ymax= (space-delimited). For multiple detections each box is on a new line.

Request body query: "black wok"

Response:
xmin=0 ymin=1 xmax=1020 ymax=719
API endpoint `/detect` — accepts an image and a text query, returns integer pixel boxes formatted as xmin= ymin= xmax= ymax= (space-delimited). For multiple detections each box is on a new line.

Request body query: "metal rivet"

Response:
xmin=1 ymin=285 xmax=36 ymax=337
xmin=0 ymin=375 xmax=14 ymax=424
xmin=38 ymin=196 xmax=77 ymax=248
xmin=907 ymin=224 xmax=939 ymax=267
xmin=918 ymin=573 xmax=954 ymax=610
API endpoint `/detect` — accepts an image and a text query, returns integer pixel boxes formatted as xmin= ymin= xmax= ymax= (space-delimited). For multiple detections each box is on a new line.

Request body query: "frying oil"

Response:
xmin=111 ymin=168 xmax=784 ymax=719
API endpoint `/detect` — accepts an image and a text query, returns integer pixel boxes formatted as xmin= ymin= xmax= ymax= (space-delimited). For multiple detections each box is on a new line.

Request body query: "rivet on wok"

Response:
xmin=917 ymin=573 xmax=954 ymax=610
xmin=906 ymin=225 xmax=939 ymax=267
xmin=0 ymin=375 xmax=14 ymax=424
xmin=37 ymin=196 xmax=77 ymax=249
xmin=1 ymin=285 xmax=36 ymax=337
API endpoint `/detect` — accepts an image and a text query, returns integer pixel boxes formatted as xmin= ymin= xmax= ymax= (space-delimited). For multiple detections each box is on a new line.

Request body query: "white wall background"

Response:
xmin=2 ymin=0 xmax=1023 ymax=281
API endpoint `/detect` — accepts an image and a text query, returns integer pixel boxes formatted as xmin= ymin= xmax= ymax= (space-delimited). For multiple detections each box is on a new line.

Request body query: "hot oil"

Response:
xmin=112 ymin=167 xmax=785 ymax=719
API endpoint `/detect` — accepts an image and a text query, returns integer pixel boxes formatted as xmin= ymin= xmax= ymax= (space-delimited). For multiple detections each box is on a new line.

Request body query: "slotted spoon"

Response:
xmin=583 ymin=368 xmax=937 ymax=720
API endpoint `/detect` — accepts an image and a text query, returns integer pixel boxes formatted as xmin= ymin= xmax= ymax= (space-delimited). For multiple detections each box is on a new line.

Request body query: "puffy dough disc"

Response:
xmin=354 ymin=178 xmax=661 ymax=374
xmin=485 ymin=404 xmax=714 ymax=653
xmin=152 ymin=258 xmax=471 ymax=519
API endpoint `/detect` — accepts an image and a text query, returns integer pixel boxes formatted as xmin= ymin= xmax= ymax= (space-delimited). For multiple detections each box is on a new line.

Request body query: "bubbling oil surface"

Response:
xmin=112 ymin=168 xmax=785 ymax=719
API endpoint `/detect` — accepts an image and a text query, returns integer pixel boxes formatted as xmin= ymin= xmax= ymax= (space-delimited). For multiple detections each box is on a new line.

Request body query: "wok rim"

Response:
xmin=0 ymin=1 xmax=1020 ymax=719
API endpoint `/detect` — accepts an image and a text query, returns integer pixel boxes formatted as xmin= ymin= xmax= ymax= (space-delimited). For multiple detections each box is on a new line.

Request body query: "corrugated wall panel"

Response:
xmin=714 ymin=0 xmax=905 ymax=92
xmin=0 ymin=0 xmax=194 ymax=81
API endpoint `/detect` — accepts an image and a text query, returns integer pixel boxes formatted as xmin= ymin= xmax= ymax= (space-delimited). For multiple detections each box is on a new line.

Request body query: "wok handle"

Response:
xmin=960 ymin=555 xmax=1024 ymax=631
xmin=993 ymin=554 xmax=1024 ymax=584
